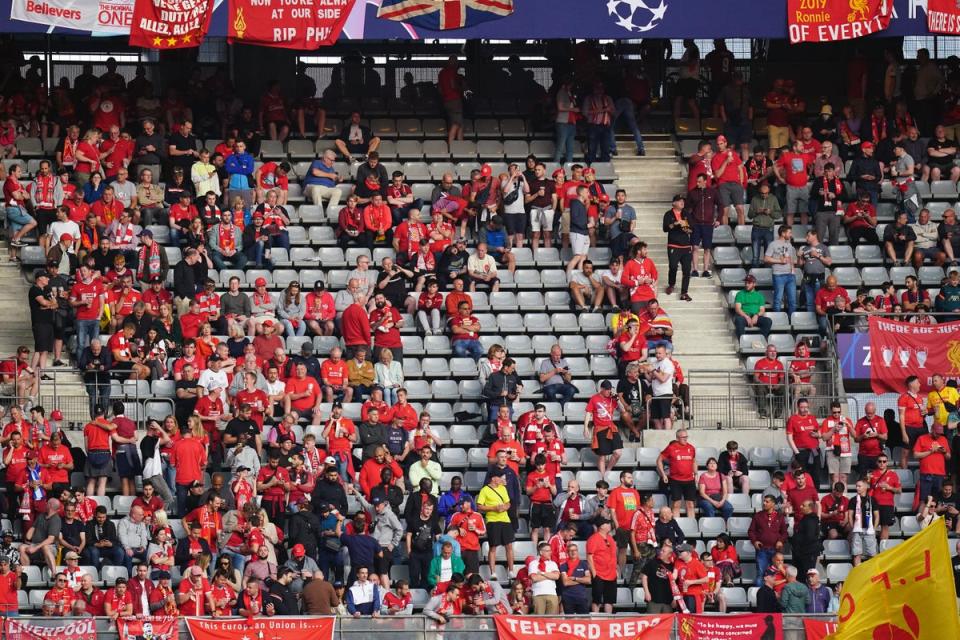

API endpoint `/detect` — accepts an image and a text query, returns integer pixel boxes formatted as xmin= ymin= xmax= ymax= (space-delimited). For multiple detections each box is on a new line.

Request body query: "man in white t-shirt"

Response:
xmin=649 ymin=344 xmax=676 ymax=430
xmin=527 ymin=541 xmax=560 ymax=614
xmin=467 ymin=243 xmax=500 ymax=292
xmin=198 ymin=355 xmax=230 ymax=406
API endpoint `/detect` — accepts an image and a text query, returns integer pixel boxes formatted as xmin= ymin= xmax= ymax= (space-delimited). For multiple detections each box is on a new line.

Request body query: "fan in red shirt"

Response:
xmin=854 ymin=401 xmax=888 ymax=472
xmin=585 ymin=382 xmax=621 ymax=476
xmin=341 ymin=298 xmax=372 ymax=353
xmin=38 ymin=431 xmax=73 ymax=491
xmin=91 ymin=187 xmax=124 ymax=228
xmin=103 ymin=578 xmax=134 ymax=620
xmin=786 ymin=397 xmax=822 ymax=483
xmin=914 ymin=424 xmax=951 ymax=507
xmin=257 ymin=453 xmax=291 ymax=522
xmin=657 ymin=431 xmax=697 ymax=517
xmin=320 ymin=403 xmax=357 ymax=480
xmin=394 ymin=209 xmax=429 ymax=263
xmin=898 ymin=376 xmax=927 ymax=470
xmin=531 ymin=425 xmax=566 ymax=488
xmin=370 ymin=295 xmax=403 ymax=357
xmin=0 ymin=561 xmax=19 ymax=616
xmin=169 ymin=430 xmax=208 ymax=496
xmin=753 ymin=345 xmax=785 ymax=418
xmin=687 ymin=142 xmax=714 ymax=191
xmin=867 ymin=456 xmax=901 ymax=539
xmin=178 ymin=566 xmax=214 ymax=616
xmin=785 ymin=470 xmax=819 ymax=517
xmin=255 ymin=161 xmax=291 ymax=201
xmin=585 ymin=520 xmax=618 ymax=613
xmin=259 ymin=82 xmax=290 ymax=142
xmin=363 ymin=194 xmax=392 ymax=245
xmin=710 ymin=136 xmax=746 ymax=225
xmin=305 ymin=281 xmax=336 ymax=336
xmin=487 ymin=425 xmax=526 ymax=476
xmin=284 ymin=362 xmax=321 ymax=417
xmin=774 ymin=139 xmax=812 ymax=226
xmin=620 ymin=243 xmax=659 ymax=311
xmin=320 ymin=347 xmax=351 ymax=403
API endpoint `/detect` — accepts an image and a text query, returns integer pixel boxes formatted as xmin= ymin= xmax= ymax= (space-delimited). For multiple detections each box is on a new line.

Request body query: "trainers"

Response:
xmin=9 ymin=239 xmax=24 ymax=248
xmin=680 ymin=293 xmax=693 ymax=301
xmin=665 ymin=286 xmax=675 ymax=295
xmin=691 ymin=270 xmax=700 ymax=278
xmin=52 ymin=360 xmax=65 ymax=367
xmin=702 ymin=270 xmax=713 ymax=278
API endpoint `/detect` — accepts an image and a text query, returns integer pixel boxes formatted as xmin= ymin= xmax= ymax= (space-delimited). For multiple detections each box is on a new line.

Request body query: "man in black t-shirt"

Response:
xmin=641 ymin=545 xmax=676 ymax=614
xmin=167 ymin=120 xmax=199 ymax=178
xmin=926 ymin=125 xmax=960 ymax=183
xmin=936 ymin=479 xmax=960 ymax=531
xmin=29 ymin=270 xmax=58 ymax=372
xmin=377 ymin=258 xmax=414 ymax=310
xmin=223 ymin=404 xmax=260 ymax=449
xmin=617 ymin=363 xmax=651 ymax=442
xmin=939 ymin=208 xmax=960 ymax=264
xmin=174 ymin=363 xmax=200 ymax=425
xmin=883 ymin=211 xmax=917 ymax=265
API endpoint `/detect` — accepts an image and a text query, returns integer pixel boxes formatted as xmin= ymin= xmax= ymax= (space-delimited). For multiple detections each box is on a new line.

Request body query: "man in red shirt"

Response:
xmin=284 ymin=361 xmax=320 ymax=420
xmin=914 ymin=423 xmax=951 ymax=507
xmin=814 ymin=275 xmax=850 ymax=335
xmin=370 ymin=294 xmax=403 ymax=362
xmin=169 ymin=427 xmax=207 ymax=517
xmin=686 ymin=141 xmax=713 ymax=192
xmin=657 ymin=430 xmax=697 ymax=517
xmin=620 ymin=241 xmax=659 ymax=313
xmin=898 ymin=375 xmax=927 ymax=470
xmin=0 ymin=558 xmax=20 ymax=616
xmin=525 ymin=454 xmax=557 ymax=549
xmin=320 ymin=346 xmax=352 ymax=403
xmin=319 ymin=402 xmax=357 ymax=481
xmin=786 ymin=397 xmax=823 ymax=487
xmin=867 ymin=455 xmax=901 ymax=540
xmin=38 ymin=430 xmax=73 ymax=495
xmin=785 ymin=469 xmax=820 ymax=518
xmin=177 ymin=565 xmax=214 ymax=616
xmin=675 ymin=543 xmax=710 ymax=613
xmin=91 ymin=186 xmax=124 ymax=229
xmin=607 ymin=471 xmax=641 ymax=576
xmin=584 ymin=381 xmax=621 ymax=476
xmin=486 ymin=424 xmax=526 ymax=476
xmin=438 ymin=56 xmax=465 ymax=147
xmin=710 ymin=135 xmax=746 ymax=226
xmin=257 ymin=451 xmax=291 ymax=528
xmin=774 ymin=139 xmax=812 ymax=226
xmin=341 ymin=294 xmax=372 ymax=356
xmin=83 ymin=408 xmax=117 ymax=496
xmin=449 ymin=500 xmax=486 ymax=576
xmin=69 ymin=264 xmax=106 ymax=358
xmin=854 ymin=401 xmax=888 ymax=473
xmin=586 ymin=519 xmax=618 ymax=613
xmin=753 ymin=345 xmax=785 ymax=419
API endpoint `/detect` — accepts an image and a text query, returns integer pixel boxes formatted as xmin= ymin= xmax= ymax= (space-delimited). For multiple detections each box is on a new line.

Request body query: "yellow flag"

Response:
xmin=830 ymin=516 xmax=959 ymax=639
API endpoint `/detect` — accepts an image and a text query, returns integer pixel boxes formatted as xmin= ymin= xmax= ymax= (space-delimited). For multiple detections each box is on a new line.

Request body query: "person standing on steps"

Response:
xmin=662 ymin=194 xmax=693 ymax=301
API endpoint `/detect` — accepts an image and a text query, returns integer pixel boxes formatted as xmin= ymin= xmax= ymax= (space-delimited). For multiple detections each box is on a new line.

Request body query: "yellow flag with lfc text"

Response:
xmin=829 ymin=516 xmax=959 ymax=639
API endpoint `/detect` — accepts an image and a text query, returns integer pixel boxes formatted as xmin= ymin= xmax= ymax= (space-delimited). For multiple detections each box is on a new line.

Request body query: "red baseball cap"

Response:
xmin=861 ymin=141 xmax=875 ymax=150
xmin=59 ymin=233 xmax=73 ymax=243
xmin=716 ymin=135 xmax=728 ymax=145
xmin=292 ymin=543 xmax=306 ymax=557
xmin=480 ymin=164 xmax=492 ymax=178
xmin=552 ymin=168 xmax=565 ymax=179
xmin=254 ymin=277 xmax=267 ymax=287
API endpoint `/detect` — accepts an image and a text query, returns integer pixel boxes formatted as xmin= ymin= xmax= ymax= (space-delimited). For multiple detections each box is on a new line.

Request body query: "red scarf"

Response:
xmin=896 ymin=114 xmax=914 ymax=135
xmin=137 ymin=241 xmax=162 ymax=281
xmin=823 ymin=176 xmax=842 ymax=209
xmin=871 ymin=115 xmax=887 ymax=143
xmin=112 ymin=223 xmax=135 ymax=246
xmin=262 ymin=205 xmax=285 ymax=229
xmin=61 ymin=139 xmax=78 ymax=166
xmin=34 ymin=175 xmax=56 ymax=208
xmin=218 ymin=224 xmax=236 ymax=251
xmin=748 ymin=157 xmax=768 ymax=181
xmin=538 ymin=558 xmax=547 ymax=572
xmin=565 ymin=558 xmax=580 ymax=576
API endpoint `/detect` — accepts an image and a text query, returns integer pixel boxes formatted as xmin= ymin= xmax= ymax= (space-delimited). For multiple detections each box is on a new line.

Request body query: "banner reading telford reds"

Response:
xmin=227 ymin=0 xmax=355 ymax=48
xmin=867 ymin=316 xmax=960 ymax=393
xmin=493 ymin=614 xmax=674 ymax=640
xmin=787 ymin=0 xmax=891 ymax=43
xmin=129 ymin=0 xmax=215 ymax=48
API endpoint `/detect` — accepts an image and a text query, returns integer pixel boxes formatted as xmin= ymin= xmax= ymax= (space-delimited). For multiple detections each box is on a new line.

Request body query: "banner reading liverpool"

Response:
xmin=118 ymin=616 xmax=179 ymax=640
xmin=129 ymin=0 xmax=214 ymax=48
xmin=867 ymin=316 xmax=960 ymax=393
xmin=10 ymin=0 xmax=134 ymax=32
xmin=677 ymin=613 xmax=783 ymax=640
xmin=494 ymin=615 xmax=674 ymax=640
xmin=185 ymin=616 xmax=335 ymax=640
xmin=5 ymin=616 xmax=98 ymax=640
xmin=787 ymin=0 xmax=891 ymax=43
xmin=227 ymin=0 xmax=354 ymax=48
xmin=828 ymin=517 xmax=960 ymax=639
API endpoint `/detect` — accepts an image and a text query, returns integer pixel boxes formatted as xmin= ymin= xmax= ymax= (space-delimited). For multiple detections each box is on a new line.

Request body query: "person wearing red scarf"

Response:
xmin=362 ymin=193 xmax=392 ymax=249
xmin=394 ymin=209 xmax=429 ymax=264
xmin=809 ymin=163 xmax=847 ymax=245
xmin=209 ymin=210 xmax=247 ymax=270
xmin=336 ymin=194 xmax=365 ymax=249
xmin=136 ymin=229 xmax=168 ymax=285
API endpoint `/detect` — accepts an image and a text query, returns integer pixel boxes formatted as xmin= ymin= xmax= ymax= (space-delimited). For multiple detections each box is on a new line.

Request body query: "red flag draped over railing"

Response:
xmin=787 ymin=0 xmax=891 ymax=43
xmin=677 ymin=614 xmax=784 ymax=640
xmin=184 ymin=616 xmax=335 ymax=640
xmin=129 ymin=0 xmax=215 ymax=48
xmin=493 ymin=615 xmax=674 ymax=640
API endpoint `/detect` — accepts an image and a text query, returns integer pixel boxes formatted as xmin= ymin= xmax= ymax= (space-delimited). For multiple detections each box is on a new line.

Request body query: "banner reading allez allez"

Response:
xmin=677 ymin=613 xmax=783 ymax=640
xmin=227 ymin=0 xmax=355 ymax=48
xmin=130 ymin=0 xmax=215 ymax=48
xmin=867 ymin=316 xmax=960 ymax=393
xmin=787 ymin=0 xmax=891 ymax=43
xmin=185 ymin=616 xmax=335 ymax=640
xmin=494 ymin=615 xmax=673 ymax=640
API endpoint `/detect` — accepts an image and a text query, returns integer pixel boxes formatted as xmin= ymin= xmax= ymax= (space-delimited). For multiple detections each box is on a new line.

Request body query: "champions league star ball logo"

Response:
xmin=606 ymin=0 xmax=668 ymax=33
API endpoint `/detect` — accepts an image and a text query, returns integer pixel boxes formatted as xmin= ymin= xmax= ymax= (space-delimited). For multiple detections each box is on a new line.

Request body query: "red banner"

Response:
xmin=803 ymin=619 xmax=837 ymax=640
xmin=185 ymin=617 xmax=335 ymax=640
xmin=129 ymin=0 xmax=214 ymax=48
xmin=928 ymin=0 xmax=960 ymax=33
xmin=5 ymin=617 xmax=98 ymax=640
xmin=787 ymin=0 xmax=891 ymax=43
xmin=868 ymin=316 xmax=960 ymax=393
xmin=494 ymin=615 xmax=674 ymax=640
xmin=118 ymin=617 xmax=179 ymax=640
xmin=227 ymin=0 xmax=355 ymax=48
xmin=677 ymin=614 xmax=783 ymax=640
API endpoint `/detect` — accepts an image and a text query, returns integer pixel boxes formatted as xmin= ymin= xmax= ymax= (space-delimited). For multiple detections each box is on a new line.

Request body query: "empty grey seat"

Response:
xmin=860 ymin=266 xmax=888 ymax=286
xmin=832 ymin=266 xmax=862 ymax=287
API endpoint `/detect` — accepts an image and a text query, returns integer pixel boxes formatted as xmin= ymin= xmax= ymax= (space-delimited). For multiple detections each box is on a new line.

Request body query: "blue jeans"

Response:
xmin=587 ymin=124 xmax=611 ymax=163
xmin=246 ymin=239 xmax=271 ymax=267
xmin=282 ymin=319 xmax=307 ymax=337
xmin=755 ymin=548 xmax=775 ymax=586
xmin=751 ymin=228 xmax=774 ymax=267
xmin=772 ymin=273 xmax=797 ymax=315
xmin=554 ymin=123 xmax=577 ymax=164
xmin=543 ymin=383 xmax=577 ymax=405
xmin=699 ymin=499 xmax=733 ymax=519
xmin=210 ymin=250 xmax=248 ymax=270
xmin=74 ymin=319 xmax=100 ymax=359
xmin=272 ymin=230 xmax=291 ymax=251
xmin=608 ymin=97 xmax=645 ymax=155
xmin=383 ymin=387 xmax=398 ymax=406
xmin=175 ymin=483 xmax=191 ymax=517
xmin=452 ymin=339 xmax=483 ymax=361
xmin=803 ymin=277 xmax=822 ymax=313
xmin=82 ymin=544 xmax=125 ymax=570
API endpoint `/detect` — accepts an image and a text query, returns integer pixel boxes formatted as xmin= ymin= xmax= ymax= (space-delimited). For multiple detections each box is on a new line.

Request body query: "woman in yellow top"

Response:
xmin=927 ymin=373 xmax=960 ymax=436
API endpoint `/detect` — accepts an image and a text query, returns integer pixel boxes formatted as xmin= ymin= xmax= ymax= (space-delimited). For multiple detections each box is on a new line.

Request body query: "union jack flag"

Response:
xmin=377 ymin=0 xmax=514 ymax=30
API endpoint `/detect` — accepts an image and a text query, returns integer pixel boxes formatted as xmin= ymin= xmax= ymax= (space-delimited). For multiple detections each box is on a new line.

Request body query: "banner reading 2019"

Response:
xmin=787 ymin=0 xmax=891 ymax=43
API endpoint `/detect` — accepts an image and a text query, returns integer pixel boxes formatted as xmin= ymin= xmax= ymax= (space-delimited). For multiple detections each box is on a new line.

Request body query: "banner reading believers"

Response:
xmin=677 ymin=613 xmax=783 ymax=640
xmin=5 ymin=616 xmax=98 ymax=640
xmin=185 ymin=616 xmax=335 ymax=640
xmin=10 ymin=0 xmax=134 ymax=33
xmin=867 ymin=316 xmax=960 ymax=393
xmin=129 ymin=0 xmax=215 ymax=48
xmin=494 ymin=615 xmax=674 ymax=640
xmin=787 ymin=0 xmax=891 ymax=43
xmin=117 ymin=616 xmax=179 ymax=640
xmin=227 ymin=0 xmax=355 ymax=48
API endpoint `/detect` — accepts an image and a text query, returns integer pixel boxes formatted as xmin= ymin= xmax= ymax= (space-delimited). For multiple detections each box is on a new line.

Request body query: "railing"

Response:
xmin=36 ymin=367 xmax=174 ymax=428
xmin=0 ymin=614 xmax=837 ymax=640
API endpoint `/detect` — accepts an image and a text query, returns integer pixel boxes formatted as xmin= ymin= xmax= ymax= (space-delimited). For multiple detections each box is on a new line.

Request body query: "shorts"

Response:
xmin=504 ymin=212 xmax=526 ymax=235
xmin=724 ymin=121 xmax=753 ymax=146
xmin=530 ymin=208 xmax=555 ymax=233
xmin=571 ymin=232 xmax=590 ymax=256
xmin=6 ymin=206 xmax=35 ymax=232
xmin=877 ymin=504 xmax=896 ymax=527
xmin=614 ymin=527 xmax=632 ymax=549
xmin=916 ymin=246 xmax=942 ymax=260
xmin=344 ymin=142 xmax=368 ymax=155
xmin=676 ymin=78 xmax=699 ymax=100
xmin=85 ymin=450 xmax=113 ymax=477
xmin=669 ymin=480 xmax=697 ymax=502
xmin=650 ymin=396 xmax=673 ymax=420
xmin=530 ymin=502 xmax=558 ymax=530
xmin=28 ymin=550 xmax=47 ymax=566
xmin=849 ymin=530 xmax=877 ymax=558
xmin=785 ymin=184 xmax=809 ymax=214
xmin=691 ymin=224 xmax=714 ymax=249
xmin=112 ymin=362 xmax=134 ymax=375
xmin=560 ymin=210 xmax=570 ymax=234
xmin=444 ymin=99 xmax=464 ymax=126
xmin=592 ymin=430 xmax=623 ymax=457
xmin=591 ymin=577 xmax=618 ymax=605
xmin=905 ymin=426 xmax=926 ymax=449
xmin=717 ymin=182 xmax=744 ymax=208
xmin=32 ymin=322 xmax=54 ymax=353
xmin=115 ymin=444 xmax=142 ymax=479
xmin=486 ymin=521 xmax=515 ymax=546
xmin=827 ymin=453 xmax=853 ymax=474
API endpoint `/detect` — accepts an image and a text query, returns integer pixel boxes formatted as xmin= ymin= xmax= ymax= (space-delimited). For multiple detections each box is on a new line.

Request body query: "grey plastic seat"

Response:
xmin=720 ymin=268 xmax=748 ymax=288
xmin=449 ymin=141 xmax=477 ymax=159
xmin=831 ymin=266 xmax=862 ymax=287
xmin=860 ymin=266 xmax=888 ymax=287
xmin=490 ymin=292 xmax=518 ymax=311
xmin=557 ymin=334 xmax=587 ymax=354
xmin=517 ymin=291 xmax=544 ymax=309
xmin=450 ymin=358 xmax=477 ymax=377
xmin=828 ymin=245 xmax=854 ymax=265
xmin=431 ymin=379 xmax=460 ymax=400
xmin=535 ymin=248 xmax=562 ymax=267
xmin=855 ymin=244 xmax=883 ymax=265
xmin=713 ymin=246 xmax=744 ymax=267
xmin=545 ymin=292 xmax=572 ymax=310
xmin=423 ymin=335 xmax=452 ymax=355
xmin=421 ymin=358 xmax=451 ymax=378
xmin=889 ymin=265 xmax=917 ymax=283
xmin=790 ymin=312 xmax=818 ymax=331
xmin=523 ymin=313 xmax=552 ymax=334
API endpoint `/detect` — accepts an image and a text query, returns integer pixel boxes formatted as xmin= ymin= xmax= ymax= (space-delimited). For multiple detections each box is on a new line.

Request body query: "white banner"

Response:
xmin=10 ymin=0 xmax=135 ymax=33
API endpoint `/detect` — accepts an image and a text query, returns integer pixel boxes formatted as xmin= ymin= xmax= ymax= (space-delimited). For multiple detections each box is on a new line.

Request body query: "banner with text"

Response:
xmin=787 ymin=0 xmax=891 ymax=43
xmin=185 ymin=616 xmax=335 ymax=640
xmin=10 ymin=0 xmax=134 ymax=32
xmin=804 ymin=619 xmax=837 ymax=640
xmin=130 ymin=0 xmax=214 ymax=48
xmin=227 ymin=0 xmax=354 ymax=48
xmin=494 ymin=615 xmax=674 ymax=640
xmin=868 ymin=316 xmax=960 ymax=393
xmin=118 ymin=617 xmax=179 ymax=640
xmin=5 ymin=617 xmax=98 ymax=640
xmin=927 ymin=0 xmax=960 ymax=34
xmin=677 ymin=613 xmax=783 ymax=640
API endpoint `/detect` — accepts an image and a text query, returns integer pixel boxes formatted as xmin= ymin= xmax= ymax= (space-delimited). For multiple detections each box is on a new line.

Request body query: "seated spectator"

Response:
xmin=335 ymin=112 xmax=381 ymax=163
xmin=386 ymin=171 xmax=422 ymax=227
xmin=753 ymin=345 xmax=785 ymax=418
xmin=354 ymin=153 xmax=388 ymax=205
xmin=483 ymin=216 xmax=517 ymax=274
xmin=569 ymin=259 xmax=602 ymax=311
xmin=253 ymin=189 xmax=292 ymax=253
xmin=912 ymin=208 xmax=945 ymax=269
xmin=450 ymin=301 xmax=483 ymax=361
xmin=538 ymin=344 xmax=577 ymax=406
xmin=697 ymin=457 xmax=734 ymax=519
xmin=467 ymin=243 xmax=500 ymax=292
xmin=304 ymin=149 xmax=343 ymax=210
xmin=884 ymin=210 xmax=917 ymax=266
xmin=254 ymin=160 xmax=290 ymax=206
xmin=347 ymin=346 xmax=375 ymax=400
xmin=208 ymin=210 xmax=246 ymax=270
xmin=362 ymin=193 xmax=392 ymax=249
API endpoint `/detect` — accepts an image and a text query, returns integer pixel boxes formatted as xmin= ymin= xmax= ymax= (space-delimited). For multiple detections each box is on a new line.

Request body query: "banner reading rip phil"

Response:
xmin=867 ymin=316 xmax=960 ymax=393
xmin=494 ymin=615 xmax=674 ymax=640
xmin=227 ymin=0 xmax=355 ymax=48
xmin=117 ymin=616 xmax=179 ymax=640
xmin=676 ymin=613 xmax=784 ymax=640
xmin=787 ymin=0 xmax=891 ymax=43
xmin=10 ymin=0 xmax=134 ymax=33
xmin=5 ymin=616 xmax=99 ymax=640
xmin=184 ymin=616 xmax=335 ymax=640
xmin=129 ymin=0 xmax=215 ymax=48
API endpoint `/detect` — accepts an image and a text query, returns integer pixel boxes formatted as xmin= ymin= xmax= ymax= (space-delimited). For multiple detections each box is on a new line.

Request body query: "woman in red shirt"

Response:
xmin=586 ymin=519 xmax=618 ymax=613
xmin=73 ymin=129 xmax=101 ymax=187
xmin=417 ymin=279 xmax=444 ymax=335
xmin=83 ymin=407 xmax=117 ymax=496
xmin=709 ymin=533 xmax=741 ymax=586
